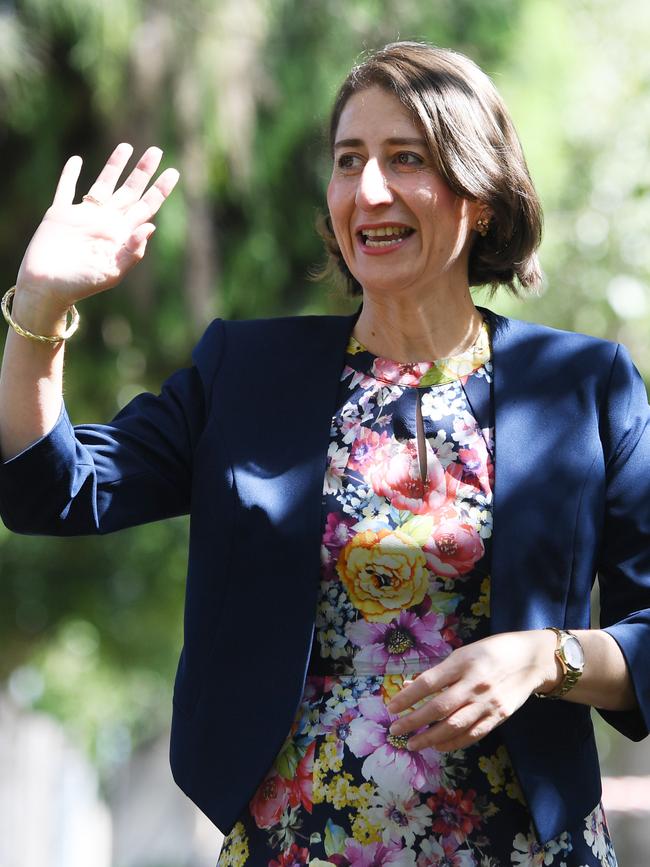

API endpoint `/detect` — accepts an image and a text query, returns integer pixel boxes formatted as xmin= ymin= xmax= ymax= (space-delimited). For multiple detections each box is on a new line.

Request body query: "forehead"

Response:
xmin=335 ymin=85 xmax=423 ymax=143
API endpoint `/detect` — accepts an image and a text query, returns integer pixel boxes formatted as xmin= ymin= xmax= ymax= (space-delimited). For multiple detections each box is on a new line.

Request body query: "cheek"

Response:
xmin=433 ymin=181 xmax=459 ymax=210
xmin=326 ymin=182 xmax=350 ymax=243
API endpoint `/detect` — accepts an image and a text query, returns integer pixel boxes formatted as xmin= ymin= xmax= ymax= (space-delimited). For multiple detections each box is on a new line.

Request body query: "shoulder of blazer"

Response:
xmin=191 ymin=311 xmax=359 ymax=386
xmin=480 ymin=306 xmax=618 ymax=356
xmin=478 ymin=307 xmax=621 ymax=397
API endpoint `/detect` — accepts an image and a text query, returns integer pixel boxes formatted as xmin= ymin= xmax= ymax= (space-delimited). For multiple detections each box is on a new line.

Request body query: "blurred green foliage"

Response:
xmin=1 ymin=0 xmax=649 ymax=778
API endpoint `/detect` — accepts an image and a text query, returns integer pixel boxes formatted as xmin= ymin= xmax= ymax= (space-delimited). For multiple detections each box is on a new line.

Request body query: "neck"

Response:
xmin=353 ymin=284 xmax=482 ymax=362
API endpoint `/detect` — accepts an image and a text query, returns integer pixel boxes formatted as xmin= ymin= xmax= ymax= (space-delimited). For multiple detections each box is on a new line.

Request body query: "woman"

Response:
xmin=1 ymin=41 xmax=648 ymax=866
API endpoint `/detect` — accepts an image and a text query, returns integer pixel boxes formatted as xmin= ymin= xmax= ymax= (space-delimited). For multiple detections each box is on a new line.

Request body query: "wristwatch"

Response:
xmin=535 ymin=627 xmax=585 ymax=699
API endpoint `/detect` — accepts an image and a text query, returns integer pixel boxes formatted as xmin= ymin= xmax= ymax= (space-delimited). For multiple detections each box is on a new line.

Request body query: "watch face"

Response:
xmin=564 ymin=635 xmax=585 ymax=669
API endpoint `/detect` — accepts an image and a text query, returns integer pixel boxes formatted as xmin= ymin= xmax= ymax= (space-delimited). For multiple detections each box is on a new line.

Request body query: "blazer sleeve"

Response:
xmin=0 ymin=318 xmax=224 ymax=536
xmin=597 ymin=342 xmax=650 ymax=740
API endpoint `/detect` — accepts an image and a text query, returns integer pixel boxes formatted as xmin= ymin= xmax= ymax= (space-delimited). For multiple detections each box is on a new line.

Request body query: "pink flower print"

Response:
xmin=249 ymin=770 xmax=292 ymax=829
xmin=451 ymin=415 xmax=485 ymax=448
xmin=340 ymin=416 xmax=363 ymax=444
xmin=346 ymin=609 xmax=452 ymax=675
xmin=372 ymin=358 xmax=432 ymax=387
xmin=349 ymin=369 xmax=378 ymax=390
xmin=348 ymin=428 xmax=390 ymax=473
xmin=368 ymin=442 xmax=449 ymax=515
xmin=457 ymin=439 xmax=493 ymax=496
xmin=423 ymin=521 xmax=484 ymax=579
xmin=347 ymin=696 xmax=442 ymax=796
xmin=289 ymin=740 xmax=315 ymax=814
xmin=343 ymin=839 xmax=416 ymax=866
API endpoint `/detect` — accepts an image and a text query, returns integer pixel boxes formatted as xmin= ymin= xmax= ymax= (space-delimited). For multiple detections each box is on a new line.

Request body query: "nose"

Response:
xmin=356 ymin=158 xmax=393 ymax=208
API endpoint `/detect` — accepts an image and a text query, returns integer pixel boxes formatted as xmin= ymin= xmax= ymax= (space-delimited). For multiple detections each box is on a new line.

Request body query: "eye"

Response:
xmin=336 ymin=153 xmax=363 ymax=171
xmin=394 ymin=152 xmax=424 ymax=168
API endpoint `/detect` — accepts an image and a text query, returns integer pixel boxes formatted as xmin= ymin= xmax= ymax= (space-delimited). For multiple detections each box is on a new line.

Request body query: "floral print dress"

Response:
xmin=218 ymin=320 xmax=617 ymax=867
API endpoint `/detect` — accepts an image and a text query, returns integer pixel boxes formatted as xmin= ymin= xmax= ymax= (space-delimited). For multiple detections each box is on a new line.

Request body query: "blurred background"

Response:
xmin=1 ymin=0 xmax=650 ymax=864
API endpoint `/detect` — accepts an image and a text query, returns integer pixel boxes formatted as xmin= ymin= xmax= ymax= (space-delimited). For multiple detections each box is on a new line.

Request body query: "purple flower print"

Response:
xmin=347 ymin=696 xmax=442 ymax=796
xmin=322 ymin=513 xmax=357 ymax=580
xmin=317 ymin=705 xmax=359 ymax=762
xmin=346 ymin=610 xmax=452 ymax=675
xmin=343 ymin=839 xmax=416 ymax=866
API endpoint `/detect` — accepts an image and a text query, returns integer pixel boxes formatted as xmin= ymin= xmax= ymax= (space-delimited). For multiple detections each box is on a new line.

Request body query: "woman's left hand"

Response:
xmin=387 ymin=630 xmax=560 ymax=752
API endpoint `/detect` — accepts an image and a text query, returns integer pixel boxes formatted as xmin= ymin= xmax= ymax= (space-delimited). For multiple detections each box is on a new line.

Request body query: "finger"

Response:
xmin=389 ymin=682 xmax=465 ymax=735
xmin=405 ymin=702 xmax=485 ymax=752
xmin=125 ymin=168 xmax=180 ymax=228
xmin=114 ymin=223 xmax=156 ymax=272
xmin=111 ymin=146 xmax=164 ymax=208
xmin=387 ymin=662 xmax=453 ymax=714
xmin=86 ymin=142 xmax=134 ymax=202
xmin=52 ymin=155 xmax=83 ymax=207
xmin=413 ymin=711 xmax=504 ymax=753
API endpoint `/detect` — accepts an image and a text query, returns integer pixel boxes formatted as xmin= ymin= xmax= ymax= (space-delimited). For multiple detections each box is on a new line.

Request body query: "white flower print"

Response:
xmin=511 ymin=827 xmax=571 ymax=866
xmin=421 ymin=387 xmax=466 ymax=421
xmin=583 ymin=804 xmax=609 ymax=861
xmin=451 ymin=414 xmax=485 ymax=448
xmin=325 ymin=443 xmax=349 ymax=493
xmin=365 ymin=791 xmax=432 ymax=848
xmin=318 ymin=628 xmax=348 ymax=659
xmin=426 ymin=430 xmax=456 ymax=467
xmin=417 ymin=835 xmax=477 ymax=866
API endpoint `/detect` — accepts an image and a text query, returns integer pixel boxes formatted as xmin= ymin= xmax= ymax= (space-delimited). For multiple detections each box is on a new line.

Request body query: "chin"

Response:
xmin=356 ymin=274 xmax=418 ymax=297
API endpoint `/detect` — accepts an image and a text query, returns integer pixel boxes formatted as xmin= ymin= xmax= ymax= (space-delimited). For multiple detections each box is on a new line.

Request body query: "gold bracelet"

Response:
xmin=1 ymin=286 xmax=80 ymax=344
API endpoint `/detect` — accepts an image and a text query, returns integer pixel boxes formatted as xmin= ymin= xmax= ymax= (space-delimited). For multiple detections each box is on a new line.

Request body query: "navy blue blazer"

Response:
xmin=2 ymin=308 xmax=650 ymax=845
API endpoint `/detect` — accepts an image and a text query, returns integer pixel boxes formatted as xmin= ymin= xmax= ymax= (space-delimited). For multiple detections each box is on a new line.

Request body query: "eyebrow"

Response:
xmin=333 ymin=136 xmax=428 ymax=149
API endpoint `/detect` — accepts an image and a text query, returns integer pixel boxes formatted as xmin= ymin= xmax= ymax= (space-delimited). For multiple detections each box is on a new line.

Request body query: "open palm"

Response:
xmin=16 ymin=143 xmax=179 ymax=310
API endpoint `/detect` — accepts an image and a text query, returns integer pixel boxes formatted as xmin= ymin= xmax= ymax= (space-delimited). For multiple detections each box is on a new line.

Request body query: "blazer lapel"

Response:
xmin=481 ymin=308 xmax=587 ymax=634
xmin=219 ymin=311 xmax=360 ymax=627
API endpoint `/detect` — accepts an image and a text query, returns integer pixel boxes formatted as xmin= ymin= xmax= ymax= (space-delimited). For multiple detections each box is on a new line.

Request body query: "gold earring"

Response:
xmin=476 ymin=216 xmax=490 ymax=237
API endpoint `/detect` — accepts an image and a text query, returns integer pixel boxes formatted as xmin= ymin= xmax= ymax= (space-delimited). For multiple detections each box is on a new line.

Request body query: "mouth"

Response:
xmin=357 ymin=225 xmax=415 ymax=250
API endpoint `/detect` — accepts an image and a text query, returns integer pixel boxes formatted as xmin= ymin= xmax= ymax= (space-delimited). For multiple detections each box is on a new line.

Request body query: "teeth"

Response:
xmin=362 ymin=226 xmax=410 ymax=238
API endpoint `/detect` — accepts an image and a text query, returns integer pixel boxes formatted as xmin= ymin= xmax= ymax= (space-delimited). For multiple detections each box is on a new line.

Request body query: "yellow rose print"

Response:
xmin=337 ymin=528 xmax=430 ymax=621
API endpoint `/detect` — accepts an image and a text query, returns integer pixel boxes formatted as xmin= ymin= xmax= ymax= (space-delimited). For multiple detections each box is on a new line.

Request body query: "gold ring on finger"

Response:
xmin=82 ymin=193 xmax=105 ymax=206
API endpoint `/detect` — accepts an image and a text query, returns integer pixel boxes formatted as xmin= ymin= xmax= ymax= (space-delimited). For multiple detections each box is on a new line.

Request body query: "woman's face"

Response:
xmin=327 ymin=86 xmax=483 ymax=299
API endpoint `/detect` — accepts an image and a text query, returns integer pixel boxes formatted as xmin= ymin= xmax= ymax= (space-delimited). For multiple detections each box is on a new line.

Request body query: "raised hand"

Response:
xmin=15 ymin=143 xmax=179 ymax=313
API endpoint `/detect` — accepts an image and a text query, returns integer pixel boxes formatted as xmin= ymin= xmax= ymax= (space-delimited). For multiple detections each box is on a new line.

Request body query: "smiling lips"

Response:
xmin=357 ymin=224 xmax=415 ymax=253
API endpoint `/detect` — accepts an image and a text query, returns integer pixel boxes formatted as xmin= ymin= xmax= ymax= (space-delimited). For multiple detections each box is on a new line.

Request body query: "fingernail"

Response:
xmin=389 ymin=723 xmax=400 ymax=734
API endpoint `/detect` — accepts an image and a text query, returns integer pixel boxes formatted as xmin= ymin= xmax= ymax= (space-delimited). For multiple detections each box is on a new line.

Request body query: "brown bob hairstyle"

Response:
xmin=317 ymin=41 xmax=543 ymax=296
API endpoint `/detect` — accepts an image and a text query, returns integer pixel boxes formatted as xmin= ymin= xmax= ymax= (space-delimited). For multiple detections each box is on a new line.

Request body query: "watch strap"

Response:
xmin=534 ymin=627 xmax=584 ymax=700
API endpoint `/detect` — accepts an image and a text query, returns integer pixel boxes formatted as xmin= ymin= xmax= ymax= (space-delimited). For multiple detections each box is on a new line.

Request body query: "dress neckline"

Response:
xmin=344 ymin=318 xmax=491 ymax=388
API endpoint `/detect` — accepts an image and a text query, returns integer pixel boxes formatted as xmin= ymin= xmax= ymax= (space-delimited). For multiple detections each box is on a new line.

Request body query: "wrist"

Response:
xmin=534 ymin=628 xmax=564 ymax=695
xmin=11 ymin=283 xmax=71 ymax=338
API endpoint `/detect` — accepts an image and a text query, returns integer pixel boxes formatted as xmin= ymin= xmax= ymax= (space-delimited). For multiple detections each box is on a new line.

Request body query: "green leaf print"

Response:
xmin=428 ymin=589 xmax=463 ymax=614
xmin=400 ymin=515 xmax=434 ymax=545
xmin=324 ymin=819 xmax=347 ymax=856
xmin=416 ymin=364 xmax=450 ymax=388
xmin=275 ymin=739 xmax=304 ymax=780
